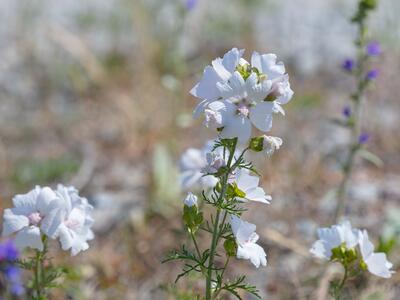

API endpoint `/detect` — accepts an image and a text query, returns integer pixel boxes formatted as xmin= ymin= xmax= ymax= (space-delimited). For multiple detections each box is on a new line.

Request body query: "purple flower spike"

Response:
xmin=358 ymin=133 xmax=370 ymax=144
xmin=0 ymin=240 xmax=19 ymax=261
xmin=366 ymin=69 xmax=379 ymax=81
xmin=342 ymin=105 xmax=352 ymax=118
xmin=366 ymin=41 xmax=381 ymax=56
xmin=342 ymin=59 xmax=355 ymax=72
xmin=186 ymin=0 xmax=197 ymax=11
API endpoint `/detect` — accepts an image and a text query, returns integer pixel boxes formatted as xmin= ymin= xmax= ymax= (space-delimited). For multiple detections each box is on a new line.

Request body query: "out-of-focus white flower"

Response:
xmin=183 ymin=193 xmax=198 ymax=207
xmin=230 ymin=215 xmax=267 ymax=268
xmin=179 ymin=140 xmax=219 ymax=192
xmin=310 ymin=221 xmax=360 ymax=260
xmin=202 ymin=152 xmax=226 ymax=174
xmin=203 ymin=106 xmax=223 ymax=129
xmin=359 ymin=230 xmax=394 ymax=278
xmin=231 ymin=169 xmax=271 ymax=204
xmin=263 ymin=135 xmax=283 ymax=157
xmin=191 ymin=48 xmax=244 ymax=118
xmin=54 ymin=185 xmax=94 ymax=256
xmin=2 ymin=186 xmax=66 ymax=251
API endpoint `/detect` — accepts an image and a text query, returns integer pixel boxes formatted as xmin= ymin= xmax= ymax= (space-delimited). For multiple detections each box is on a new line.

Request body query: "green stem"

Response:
xmin=33 ymin=235 xmax=48 ymax=299
xmin=190 ymin=231 xmax=202 ymax=260
xmin=334 ymin=20 xmax=369 ymax=222
xmin=205 ymin=138 xmax=238 ymax=300
xmin=334 ymin=266 xmax=349 ymax=300
xmin=212 ymin=256 xmax=230 ymax=300
xmin=206 ymin=209 xmax=221 ymax=299
xmin=34 ymin=249 xmax=42 ymax=298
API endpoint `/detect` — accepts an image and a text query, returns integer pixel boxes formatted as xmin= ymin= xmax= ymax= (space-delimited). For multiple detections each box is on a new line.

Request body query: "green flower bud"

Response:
xmin=183 ymin=205 xmax=203 ymax=233
xmin=249 ymin=136 xmax=264 ymax=152
xmin=224 ymin=237 xmax=237 ymax=257
xmin=361 ymin=0 xmax=377 ymax=10
xmin=360 ymin=259 xmax=368 ymax=270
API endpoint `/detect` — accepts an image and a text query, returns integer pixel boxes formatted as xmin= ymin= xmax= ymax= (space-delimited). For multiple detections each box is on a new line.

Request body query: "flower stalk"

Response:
xmin=33 ymin=235 xmax=48 ymax=300
xmin=206 ymin=138 xmax=237 ymax=299
xmin=334 ymin=0 xmax=379 ymax=222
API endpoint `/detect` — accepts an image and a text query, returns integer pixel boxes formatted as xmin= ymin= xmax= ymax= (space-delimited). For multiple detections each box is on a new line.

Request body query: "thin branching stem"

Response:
xmin=205 ymin=138 xmax=238 ymax=300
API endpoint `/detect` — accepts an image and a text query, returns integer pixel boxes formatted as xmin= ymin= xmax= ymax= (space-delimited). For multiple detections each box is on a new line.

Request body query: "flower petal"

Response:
xmin=237 ymin=243 xmax=267 ymax=268
xmin=36 ymin=187 xmax=58 ymax=215
xmin=236 ymin=169 xmax=259 ymax=191
xmin=245 ymin=187 xmax=271 ymax=204
xmin=190 ymin=65 xmax=222 ymax=100
xmin=2 ymin=209 xmax=29 ymax=236
xmin=222 ymin=48 xmax=244 ymax=73
xmin=251 ymin=52 xmax=285 ymax=79
xmin=11 ymin=186 xmax=40 ymax=215
xmin=365 ymin=253 xmax=394 ymax=278
xmin=249 ymin=102 xmax=274 ymax=132
xmin=220 ymin=115 xmax=252 ymax=144
xmin=14 ymin=226 xmax=43 ymax=251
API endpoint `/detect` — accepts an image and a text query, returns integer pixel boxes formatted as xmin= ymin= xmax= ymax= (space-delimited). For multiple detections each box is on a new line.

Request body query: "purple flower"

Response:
xmin=366 ymin=41 xmax=381 ymax=56
xmin=3 ymin=266 xmax=24 ymax=296
xmin=358 ymin=133 xmax=370 ymax=144
xmin=342 ymin=105 xmax=352 ymax=118
xmin=342 ymin=59 xmax=355 ymax=72
xmin=186 ymin=0 xmax=197 ymax=11
xmin=366 ymin=69 xmax=379 ymax=80
xmin=0 ymin=240 xmax=19 ymax=261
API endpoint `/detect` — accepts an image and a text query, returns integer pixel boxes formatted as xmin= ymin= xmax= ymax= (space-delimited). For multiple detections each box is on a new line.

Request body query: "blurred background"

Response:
xmin=0 ymin=0 xmax=399 ymax=299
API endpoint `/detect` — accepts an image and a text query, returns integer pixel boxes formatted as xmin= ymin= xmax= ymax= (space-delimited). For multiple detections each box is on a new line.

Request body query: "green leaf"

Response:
xmin=358 ymin=149 xmax=383 ymax=167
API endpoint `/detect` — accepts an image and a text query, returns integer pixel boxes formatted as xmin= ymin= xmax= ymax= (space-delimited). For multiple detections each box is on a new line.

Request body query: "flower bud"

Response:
xmin=263 ymin=136 xmax=283 ymax=157
xmin=224 ymin=237 xmax=237 ymax=257
xmin=184 ymin=193 xmax=197 ymax=207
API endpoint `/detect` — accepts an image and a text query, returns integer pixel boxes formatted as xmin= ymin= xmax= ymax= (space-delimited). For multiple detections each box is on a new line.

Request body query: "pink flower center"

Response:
xmin=236 ymin=103 xmax=250 ymax=117
xmin=65 ymin=219 xmax=80 ymax=230
xmin=28 ymin=212 xmax=42 ymax=226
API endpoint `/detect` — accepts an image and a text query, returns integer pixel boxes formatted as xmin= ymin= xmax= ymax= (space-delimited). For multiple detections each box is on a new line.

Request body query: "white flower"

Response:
xmin=231 ymin=169 xmax=271 ymax=204
xmin=251 ymin=52 xmax=294 ymax=107
xmin=310 ymin=221 xmax=360 ymax=260
xmin=194 ymin=50 xmax=293 ymax=143
xmin=263 ymin=135 xmax=283 ymax=157
xmin=183 ymin=193 xmax=197 ymax=207
xmin=2 ymin=186 xmax=66 ymax=251
xmin=202 ymin=152 xmax=226 ymax=174
xmin=230 ymin=215 xmax=267 ymax=268
xmin=207 ymin=71 xmax=274 ymax=143
xmin=191 ymin=48 xmax=244 ymax=118
xmin=179 ymin=140 xmax=219 ymax=192
xmin=54 ymin=185 xmax=94 ymax=256
xmin=359 ymin=230 xmax=394 ymax=278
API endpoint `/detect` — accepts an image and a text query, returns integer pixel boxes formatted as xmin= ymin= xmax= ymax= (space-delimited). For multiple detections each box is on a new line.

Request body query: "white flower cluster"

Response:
xmin=2 ymin=185 xmax=94 ymax=256
xmin=191 ymin=48 xmax=293 ymax=144
xmin=178 ymin=48 xmax=293 ymax=269
xmin=310 ymin=221 xmax=394 ymax=278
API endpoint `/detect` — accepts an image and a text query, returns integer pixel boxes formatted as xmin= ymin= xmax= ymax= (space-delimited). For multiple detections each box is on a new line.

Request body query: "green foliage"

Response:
xmin=376 ymin=237 xmax=396 ymax=255
xmin=165 ymin=137 xmax=262 ymax=299
xmin=151 ymin=144 xmax=181 ymax=216
xmin=10 ymin=156 xmax=79 ymax=189
xmin=183 ymin=205 xmax=203 ymax=234
xmin=352 ymin=0 xmax=378 ymax=24
xmin=218 ymin=276 xmax=261 ymax=300
xmin=331 ymin=244 xmax=358 ymax=267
